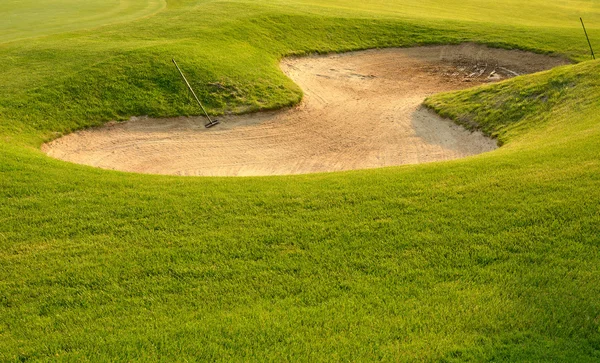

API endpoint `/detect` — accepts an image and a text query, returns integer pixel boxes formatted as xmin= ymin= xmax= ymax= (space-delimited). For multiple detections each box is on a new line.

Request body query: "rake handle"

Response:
xmin=581 ymin=18 xmax=596 ymax=60
xmin=172 ymin=59 xmax=215 ymax=123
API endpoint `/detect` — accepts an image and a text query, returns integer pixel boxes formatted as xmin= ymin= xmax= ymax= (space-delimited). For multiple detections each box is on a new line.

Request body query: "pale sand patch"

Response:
xmin=43 ymin=44 xmax=569 ymax=176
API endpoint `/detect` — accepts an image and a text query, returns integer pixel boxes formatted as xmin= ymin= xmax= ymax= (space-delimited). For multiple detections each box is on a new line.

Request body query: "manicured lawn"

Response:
xmin=0 ymin=0 xmax=165 ymax=43
xmin=1 ymin=0 xmax=599 ymax=361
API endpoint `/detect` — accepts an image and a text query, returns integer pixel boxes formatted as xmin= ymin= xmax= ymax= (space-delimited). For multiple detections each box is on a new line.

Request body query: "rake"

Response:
xmin=172 ymin=59 xmax=219 ymax=128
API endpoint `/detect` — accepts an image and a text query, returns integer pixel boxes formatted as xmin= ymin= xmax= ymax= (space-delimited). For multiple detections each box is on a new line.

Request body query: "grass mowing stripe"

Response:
xmin=0 ymin=0 xmax=167 ymax=44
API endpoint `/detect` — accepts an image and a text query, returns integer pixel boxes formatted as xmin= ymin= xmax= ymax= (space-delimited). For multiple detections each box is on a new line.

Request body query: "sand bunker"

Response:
xmin=43 ymin=44 xmax=569 ymax=176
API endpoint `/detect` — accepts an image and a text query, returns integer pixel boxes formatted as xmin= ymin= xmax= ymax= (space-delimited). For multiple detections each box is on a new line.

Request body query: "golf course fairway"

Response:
xmin=1 ymin=0 xmax=599 ymax=361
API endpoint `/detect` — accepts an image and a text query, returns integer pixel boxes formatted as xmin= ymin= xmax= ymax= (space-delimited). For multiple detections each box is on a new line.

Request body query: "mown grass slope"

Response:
xmin=1 ymin=0 xmax=599 ymax=361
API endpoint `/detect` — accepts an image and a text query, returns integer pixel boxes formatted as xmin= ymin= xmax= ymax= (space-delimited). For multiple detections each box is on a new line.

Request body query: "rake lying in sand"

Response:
xmin=172 ymin=59 xmax=219 ymax=128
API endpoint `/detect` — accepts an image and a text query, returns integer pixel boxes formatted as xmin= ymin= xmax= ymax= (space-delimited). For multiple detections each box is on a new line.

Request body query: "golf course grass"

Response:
xmin=0 ymin=0 xmax=166 ymax=44
xmin=1 ymin=0 xmax=599 ymax=361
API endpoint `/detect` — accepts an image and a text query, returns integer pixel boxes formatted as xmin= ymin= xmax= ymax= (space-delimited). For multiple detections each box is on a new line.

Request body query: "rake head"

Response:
xmin=205 ymin=120 xmax=220 ymax=128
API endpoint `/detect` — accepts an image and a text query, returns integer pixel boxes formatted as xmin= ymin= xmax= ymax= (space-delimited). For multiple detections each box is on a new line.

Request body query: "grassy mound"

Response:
xmin=1 ymin=0 xmax=599 ymax=361
xmin=425 ymin=61 xmax=598 ymax=144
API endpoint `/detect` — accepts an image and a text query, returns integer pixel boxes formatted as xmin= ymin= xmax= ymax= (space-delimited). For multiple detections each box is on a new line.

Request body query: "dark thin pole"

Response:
xmin=172 ymin=59 xmax=218 ymax=127
xmin=580 ymin=17 xmax=596 ymax=60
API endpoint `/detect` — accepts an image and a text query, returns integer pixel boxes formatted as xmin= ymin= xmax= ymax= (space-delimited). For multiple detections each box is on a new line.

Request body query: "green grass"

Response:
xmin=0 ymin=0 xmax=166 ymax=44
xmin=1 ymin=0 xmax=600 ymax=361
